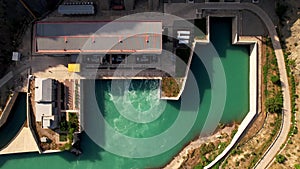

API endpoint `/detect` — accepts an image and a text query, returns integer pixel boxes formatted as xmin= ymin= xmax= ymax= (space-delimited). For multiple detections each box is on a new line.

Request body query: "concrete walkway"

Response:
xmin=0 ymin=65 xmax=30 ymax=88
xmin=237 ymin=4 xmax=291 ymax=169
xmin=0 ymin=72 xmax=13 ymax=89
xmin=0 ymin=126 xmax=39 ymax=155
xmin=165 ymin=2 xmax=291 ymax=169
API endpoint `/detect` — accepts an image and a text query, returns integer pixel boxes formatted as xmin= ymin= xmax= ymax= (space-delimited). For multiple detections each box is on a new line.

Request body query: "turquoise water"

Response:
xmin=209 ymin=17 xmax=249 ymax=122
xmin=0 ymin=18 xmax=249 ymax=169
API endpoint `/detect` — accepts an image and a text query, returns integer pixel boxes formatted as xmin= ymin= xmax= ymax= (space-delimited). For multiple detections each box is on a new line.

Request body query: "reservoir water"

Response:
xmin=0 ymin=93 xmax=27 ymax=148
xmin=0 ymin=18 xmax=249 ymax=169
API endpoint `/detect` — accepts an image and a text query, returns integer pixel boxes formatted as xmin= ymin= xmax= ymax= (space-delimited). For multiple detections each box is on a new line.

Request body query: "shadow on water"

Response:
xmin=0 ymin=132 xmax=105 ymax=168
xmin=0 ymin=93 xmax=27 ymax=149
xmin=0 ymin=91 xmax=105 ymax=167
xmin=59 ymin=132 xmax=105 ymax=162
xmin=210 ymin=17 xmax=250 ymax=58
xmin=94 ymin=79 xmax=110 ymax=118
xmin=0 ymin=80 xmax=108 ymax=167
xmin=0 ymin=17 xmax=251 ymax=169
xmin=168 ymin=49 xmax=211 ymax=112
xmin=210 ymin=17 xmax=250 ymax=123
xmin=169 ymin=16 xmax=250 ymax=141
xmin=80 ymin=79 xmax=106 ymax=159
xmin=168 ymin=18 xmax=237 ymax=112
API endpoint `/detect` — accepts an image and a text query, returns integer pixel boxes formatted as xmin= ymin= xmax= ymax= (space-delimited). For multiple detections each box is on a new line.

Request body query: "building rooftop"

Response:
xmin=42 ymin=115 xmax=57 ymax=129
xmin=34 ymin=78 xmax=53 ymax=102
xmin=35 ymin=103 xmax=53 ymax=122
xmin=58 ymin=5 xmax=95 ymax=15
xmin=12 ymin=52 xmax=20 ymax=61
xmin=34 ymin=21 xmax=162 ymax=54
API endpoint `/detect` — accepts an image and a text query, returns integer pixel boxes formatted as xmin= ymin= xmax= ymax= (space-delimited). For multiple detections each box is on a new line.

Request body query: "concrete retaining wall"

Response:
xmin=79 ymin=79 xmax=84 ymax=132
xmin=0 ymin=123 xmax=25 ymax=152
xmin=27 ymin=75 xmax=42 ymax=154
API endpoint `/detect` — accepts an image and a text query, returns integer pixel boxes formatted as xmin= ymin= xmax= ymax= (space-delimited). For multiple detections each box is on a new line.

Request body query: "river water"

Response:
xmin=0 ymin=17 xmax=249 ymax=169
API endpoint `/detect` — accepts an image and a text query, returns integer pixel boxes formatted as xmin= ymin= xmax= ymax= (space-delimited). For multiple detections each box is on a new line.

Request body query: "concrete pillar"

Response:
xmin=99 ymin=0 xmax=110 ymax=10
xmin=124 ymin=0 xmax=134 ymax=10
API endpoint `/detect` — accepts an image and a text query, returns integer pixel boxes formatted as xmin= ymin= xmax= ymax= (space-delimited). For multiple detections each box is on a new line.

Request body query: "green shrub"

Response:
xmin=231 ymin=148 xmax=243 ymax=156
xmin=231 ymin=129 xmax=238 ymax=139
xmin=218 ymin=142 xmax=227 ymax=154
xmin=265 ymin=93 xmax=283 ymax=113
xmin=271 ymin=56 xmax=277 ymax=66
xmin=293 ymin=127 xmax=298 ymax=134
xmin=244 ymin=153 xmax=250 ymax=158
xmin=59 ymin=134 xmax=67 ymax=142
xmin=60 ymin=143 xmax=72 ymax=151
xmin=67 ymin=133 xmax=73 ymax=142
xmin=207 ymin=142 xmax=215 ymax=152
xmin=294 ymin=164 xmax=300 ymax=169
xmin=201 ymin=155 xmax=208 ymax=164
xmin=68 ymin=113 xmax=79 ymax=132
xmin=194 ymin=164 xmax=204 ymax=169
xmin=275 ymin=154 xmax=287 ymax=164
xmin=211 ymin=162 xmax=220 ymax=169
xmin=271 ymin=75 xmax=281 ymax=85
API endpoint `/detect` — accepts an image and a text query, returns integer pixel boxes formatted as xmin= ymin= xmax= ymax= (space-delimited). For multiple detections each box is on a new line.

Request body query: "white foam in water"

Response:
xmin=111 ymin=80 xmax=167 ymax=124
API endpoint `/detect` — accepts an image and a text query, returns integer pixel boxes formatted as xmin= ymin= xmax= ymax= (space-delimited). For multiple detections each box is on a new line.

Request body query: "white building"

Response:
xmin=34 ymin=78 xmax=58 ymax=129
xmin=12 ymin=52 xmax=20 ymax=61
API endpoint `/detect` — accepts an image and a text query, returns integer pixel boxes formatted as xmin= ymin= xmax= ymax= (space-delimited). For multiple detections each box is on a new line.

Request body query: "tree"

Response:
xmin=59 ymin=121 xmax=67 ymax=131
xmin=265 ymin=93 xmax=283 ymax=113
xmin=271 ymin=75 xmax=280 ymax=86
xmin=275 ymin=154 xmax=287 ymax=164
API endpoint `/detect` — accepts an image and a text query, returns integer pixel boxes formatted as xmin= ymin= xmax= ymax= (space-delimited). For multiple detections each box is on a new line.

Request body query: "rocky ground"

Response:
xmin=164 ymin=123 xmax=238 ymax=169
xmin=223 ymin=113 xmax=281 ymax=169
xmin=270 ymin=0 xmax=300 ymax=168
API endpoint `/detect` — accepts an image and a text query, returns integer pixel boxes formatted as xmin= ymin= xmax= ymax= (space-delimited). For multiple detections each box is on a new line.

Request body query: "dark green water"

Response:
xmin=0 ymin=93 xmax=27 ymax=149
xmin=0 ymin=18 xmax=249 ymax=169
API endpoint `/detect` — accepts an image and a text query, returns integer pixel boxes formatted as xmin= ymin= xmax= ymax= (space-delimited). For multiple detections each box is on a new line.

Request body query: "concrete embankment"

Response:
xmin=26 ymin=76 xmax=42 ymax=154
xmin=0 ymin=92 xmax=19 ymax=128
xmin=0 ymin=126 xmax=39 ymax=155
xmin=0 ymin=76 xmax=41 ymax=155
xmin=160 ymin=42 xmax=196 ymax=100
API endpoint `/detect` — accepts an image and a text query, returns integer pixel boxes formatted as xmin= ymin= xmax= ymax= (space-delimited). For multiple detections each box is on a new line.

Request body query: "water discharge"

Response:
xmin=111 ymin=80 xmax=167 ymax=124
xmin=0 ymin=18 xmax=249 ymax=169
